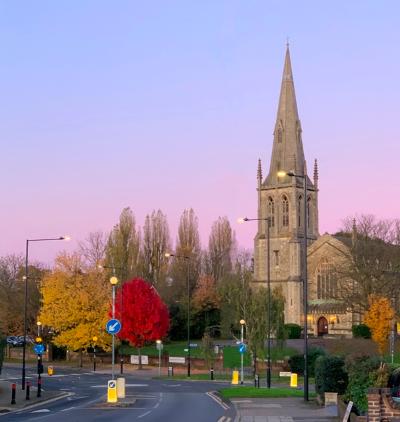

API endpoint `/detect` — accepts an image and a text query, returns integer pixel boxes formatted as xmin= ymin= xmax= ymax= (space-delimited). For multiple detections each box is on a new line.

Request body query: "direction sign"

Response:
xmin=189 ymin=343 xmax=198 ymax=348
xmin=34 ymin=344 xmax=45 ymax=355
xmin=106 ymin=319 xmax=122 ymax=335
xmin=238 ymin=343 xmax=247 ymax=354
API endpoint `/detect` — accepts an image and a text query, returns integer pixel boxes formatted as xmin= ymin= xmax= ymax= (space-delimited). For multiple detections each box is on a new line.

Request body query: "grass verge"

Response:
xmin=219 ymin=386 xmax=316 ymax=399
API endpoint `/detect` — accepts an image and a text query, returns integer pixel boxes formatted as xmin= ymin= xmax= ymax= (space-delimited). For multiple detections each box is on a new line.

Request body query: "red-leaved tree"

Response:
xmin=114 ymin=278 xmax=169 ymax=354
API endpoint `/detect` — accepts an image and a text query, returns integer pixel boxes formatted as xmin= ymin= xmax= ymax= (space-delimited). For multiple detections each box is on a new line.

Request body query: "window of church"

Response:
xmin=268 ymin=197 xmax=275 ymax=227
xmin=316 ymin=260 xmax=336 ymax=299
xmin=282 ymin=196 xmax=289 ymax=227
xmin=274 ymin=250 xmax=279 ymax=266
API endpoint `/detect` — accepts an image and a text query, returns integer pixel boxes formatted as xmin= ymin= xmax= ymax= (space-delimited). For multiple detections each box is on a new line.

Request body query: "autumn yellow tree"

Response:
xmin=40 ymin=252 xmax=111 ymax=353
xmin=364 ymin=294 xmax=394 ymax=355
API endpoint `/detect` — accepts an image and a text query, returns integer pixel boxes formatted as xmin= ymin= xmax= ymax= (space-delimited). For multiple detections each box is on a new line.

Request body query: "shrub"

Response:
xmin=315 ymin=355 xmax=348 ymax=400
xmin=288 ymin=347 xmax=326 ymax=377
xmin=345 ymin=354 xmax=381 ymax=414
xmin=352 ymin=324 xmax=371 ymax=339
xmin=284 ymin=323 xmax=302 ymax=339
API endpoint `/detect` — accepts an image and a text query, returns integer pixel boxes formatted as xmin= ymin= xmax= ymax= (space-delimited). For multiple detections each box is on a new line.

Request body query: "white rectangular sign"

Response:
xmin=169 ymin=356 xmax=185 ymax=364
xmin=279 ymin=371 xmax=292 ymax=377
xmin=130 ymin=355 xmax=148 ymax=365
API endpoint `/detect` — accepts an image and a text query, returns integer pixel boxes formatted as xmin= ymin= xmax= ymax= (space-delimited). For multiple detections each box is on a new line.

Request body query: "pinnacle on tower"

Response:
xmin=313 ymin=159 xmax=319 ymax=187
xmin=257 ymin=158 xmax=262 ymax=181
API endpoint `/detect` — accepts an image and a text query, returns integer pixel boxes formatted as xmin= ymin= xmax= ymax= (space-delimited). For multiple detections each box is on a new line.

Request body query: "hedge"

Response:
xmin=315 ymin=355 xmax=348 ymax=400
xmin=288 ymin=347 xmax=326 ymax=377
xmin=284 ymin=323 xmax=302 ymax=339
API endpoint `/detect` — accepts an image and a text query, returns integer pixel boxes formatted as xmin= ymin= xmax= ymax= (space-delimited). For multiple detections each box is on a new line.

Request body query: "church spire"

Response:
xmin=266 ymin=46 xmax=306 ymax=184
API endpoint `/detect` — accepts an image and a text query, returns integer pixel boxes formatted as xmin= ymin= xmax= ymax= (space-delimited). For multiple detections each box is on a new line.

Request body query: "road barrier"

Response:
xmin=37 ymin=377 xmax=42 ymax=397
xmin=117 ymin=377 xmax=125 ymax=399
xmin=231 ymin=370 xmax=239 ymax=385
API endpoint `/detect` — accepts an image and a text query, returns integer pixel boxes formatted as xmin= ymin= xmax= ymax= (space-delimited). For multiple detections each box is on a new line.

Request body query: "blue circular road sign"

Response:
xmin=238 ymin=343 xmax=247 ymax=354
xmin=106 ymin=319 xmax=122 ymax=335
xmin=34 ymin=344 xmax=45 ymax=355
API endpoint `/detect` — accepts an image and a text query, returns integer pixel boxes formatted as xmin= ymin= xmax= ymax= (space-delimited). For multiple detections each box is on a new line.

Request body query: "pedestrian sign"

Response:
xmin=106 ymin=319 xmax=121 ymax=335
xmin=107 ymin=380 xmax=117 ymax=403
xmin=34 ymin=344 xmax=45 ymax=355
xmin=238 ymin=343 xmax=247 ymax=354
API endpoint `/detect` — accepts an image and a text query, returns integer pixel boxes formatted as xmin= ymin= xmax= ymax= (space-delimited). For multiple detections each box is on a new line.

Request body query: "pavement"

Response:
xmin=231 ymin=397 xmax=339 ymax=422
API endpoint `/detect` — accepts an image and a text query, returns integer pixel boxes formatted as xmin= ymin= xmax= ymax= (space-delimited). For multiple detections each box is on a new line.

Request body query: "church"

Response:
xmin=253 ymin=47 xmax=360 ymax=337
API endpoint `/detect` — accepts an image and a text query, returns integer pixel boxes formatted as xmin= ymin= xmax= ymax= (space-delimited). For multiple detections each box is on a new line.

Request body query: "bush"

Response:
xmin=345 ymin=354 xmax=382 ymax=414
xmin=352 ymin=324 xmax=371 ymax=339
xmin=0 ymin=334 xmax=5 ymax=375
xmin=284 ymin=323 xmax=302 ymax=339
xmin=315 ymin=355 xmax=348 ymax=400
xmin=288 ymin=347 xmax=326 ymax=377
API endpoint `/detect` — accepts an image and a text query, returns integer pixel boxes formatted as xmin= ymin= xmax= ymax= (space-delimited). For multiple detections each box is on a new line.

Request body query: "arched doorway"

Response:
xmin=317 ymin=316 xmax=329 ymax=336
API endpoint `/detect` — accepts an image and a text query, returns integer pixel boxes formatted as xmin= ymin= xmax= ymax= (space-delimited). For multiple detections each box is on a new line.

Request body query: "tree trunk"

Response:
xmin=138 ymin=347 xmax=142 ymax=370
xmin=79 ymin=348 xmax=83 ymax=368
xmin=253 ymin=349 xmax=257 ymax=376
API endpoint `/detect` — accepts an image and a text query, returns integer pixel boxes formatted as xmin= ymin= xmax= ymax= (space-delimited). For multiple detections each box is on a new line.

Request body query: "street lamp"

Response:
xmin=238 ymin=217 xmax=272 ymax=388
xmin=110 ymin=275 xmax=119 ymax=380
xmin=239 ymin=319 xmax=246 ymax=384
xmin=277 ymin=169 xmax=309 ymax=401
xmin=92 ymin=336 xmax=98 ymax=372
xmin=22 ymin=236 xmax=70 ymax=390
xmin=165 ymin=252 xmax=191 ymax=377
xmin=156 ymin=339 xmax=163 ymax=376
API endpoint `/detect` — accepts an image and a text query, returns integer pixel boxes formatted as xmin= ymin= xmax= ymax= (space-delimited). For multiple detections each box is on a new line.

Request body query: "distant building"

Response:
xmin=253 ymin=46 xmax=359 ymax=337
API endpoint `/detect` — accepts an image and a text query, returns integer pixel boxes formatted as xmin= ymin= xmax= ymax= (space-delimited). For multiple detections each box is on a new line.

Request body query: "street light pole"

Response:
xmin=278 ymin=169 xmax=309 ymax=401
xmin=110 ymin=275 xmax=119 ymax=380
xmin=156 ymin=340 xmax=162 ymax=376
xmin=165 ymin=253 xmax=191 ymax=377
xmin=238 ymin=217 xmax=272 ymax=388
xmin=240 ymin=319 xmax=245 ymax=384
xmin=22 ymin=236 xmax=69 ymax=390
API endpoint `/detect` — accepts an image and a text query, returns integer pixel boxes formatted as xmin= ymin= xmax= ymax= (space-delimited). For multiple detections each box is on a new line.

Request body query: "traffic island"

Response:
xmin=91 ymin=396 xmax=137 ymax=409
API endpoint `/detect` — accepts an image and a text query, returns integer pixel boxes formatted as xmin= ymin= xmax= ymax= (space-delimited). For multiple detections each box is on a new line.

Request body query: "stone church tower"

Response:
xmin=253 ymin=46 xmax=319 ymax=325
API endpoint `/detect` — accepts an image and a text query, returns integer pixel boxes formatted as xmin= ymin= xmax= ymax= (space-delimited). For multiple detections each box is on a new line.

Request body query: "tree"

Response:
xmin=115 ymin=278 xmax=169 ymax=353
xmin=105 ymin=207 xmax=141 ymax=283
xmin=363 ymin=294 xmax=394 ymax=355
xmin=192 ymin=275 xmax=220 ymax=338
xmin=140 ymin=210 xmax=171 ymax=292
xmin=335 ymin=215 xmax=400 ymax=314
xmin=169 ymin=209 xmax=201 ymax=301
xmin=79 ymin=231 xmax=107 ymax=269
xmin=206 ymin=216 xmax=235 ymax=282
xmin=40 ymin=253 xmax=111 ymax=356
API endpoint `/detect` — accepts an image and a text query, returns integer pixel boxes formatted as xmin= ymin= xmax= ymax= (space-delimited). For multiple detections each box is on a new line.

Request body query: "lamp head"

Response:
xmin=165 ymin=253 xmax=172 ymax=258
xmin=37 ymin=321 xmax=42 ymax=326
xmin=93 ymin=336 xmax=98 ymax=342
xmin=156 ymin=339 xmax=162 ymax=344
xmin=240 ymin=319 xmax=246 ymax=325
xmin=62 ymin=235 xmax=71 ymax=241
xmin=237 ymin=217 xmax=248 ymax=224
xmin=110 ymin=276 xmax=119 ymax=285
xmin=277 ymin=170 xmax=287 ymax=178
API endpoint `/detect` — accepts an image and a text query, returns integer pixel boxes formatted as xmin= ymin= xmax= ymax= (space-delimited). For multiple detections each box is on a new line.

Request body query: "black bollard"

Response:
xmin=26 ymin=382 xmax=30 ymax=400
xmin=37 ymin=377 xmax=42 ymax=398
xmin=120 ymin=357 xmax=124 ymax=374
xmin=254 ymin=374 xmax=260 ymax=388
xmin=11 ymin=383 xmax=16 ymax=405
xmin=210 ymin=368 xmax=214 ymax=380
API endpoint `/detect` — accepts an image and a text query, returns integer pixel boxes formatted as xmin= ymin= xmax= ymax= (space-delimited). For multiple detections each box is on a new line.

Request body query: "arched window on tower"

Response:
xmin=316 ymin=260 xmax=337 ymax=300
xmin=307 ymin=197 xmax=312 ymax=230
xmin=268 ymin=197 xmax=275 ymax=227
xmin=282 ymin=195 xmax=289 ymax=227
xmin=298 ymin=196 xmax=302 ymax=228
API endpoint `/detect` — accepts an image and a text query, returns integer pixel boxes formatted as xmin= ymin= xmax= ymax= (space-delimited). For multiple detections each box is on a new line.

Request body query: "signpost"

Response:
xmin=107 ymin=380 xmax=117 ymax=403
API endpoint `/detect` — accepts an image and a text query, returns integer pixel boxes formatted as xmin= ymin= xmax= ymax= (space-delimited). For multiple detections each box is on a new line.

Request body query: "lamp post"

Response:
xmin=238 ymin=217 xmax=272 ymax=388
xmin=92 ymin=336 xmax=98 ymax=372
xmin=165 ymin=252 xmax=191 ymax=377
xmin=110 ymin=275 xmax=119 ymax=380
xmin=22 ymin=236 xmax=70 ymax=390
xmin=156 ymin=340 xmax=163 ymax=376
xmin=239 ymin=319 xmax=246 ymax=384
xmin=278 ymin=169 xmax=309 ymax=401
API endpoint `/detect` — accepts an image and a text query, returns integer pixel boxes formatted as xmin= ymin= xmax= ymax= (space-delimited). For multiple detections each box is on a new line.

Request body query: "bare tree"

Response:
xmin=79 ymin=231 xmax=107 ymax=269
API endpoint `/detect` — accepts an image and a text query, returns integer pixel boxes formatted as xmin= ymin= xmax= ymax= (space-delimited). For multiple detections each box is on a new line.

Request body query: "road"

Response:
xmin=0 ymin=364 xmax=234 ymax=422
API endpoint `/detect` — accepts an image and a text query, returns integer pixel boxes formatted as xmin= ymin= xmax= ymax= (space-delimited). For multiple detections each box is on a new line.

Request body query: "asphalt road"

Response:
xmin=0 ymin=364 xmax=234 ymax=422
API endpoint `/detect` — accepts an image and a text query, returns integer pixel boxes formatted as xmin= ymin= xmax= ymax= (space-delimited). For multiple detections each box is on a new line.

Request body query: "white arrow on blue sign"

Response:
xmin=106 ymin=319 xmax=122 ymax=335
xmin=34 ymin=344 xmax=45 ymax=355
xmin=238 ymin=343 xmax=247 ymax=354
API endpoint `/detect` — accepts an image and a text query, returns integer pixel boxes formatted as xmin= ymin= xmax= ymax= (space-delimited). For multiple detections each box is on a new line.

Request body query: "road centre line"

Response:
xmin=138 ymin=410 xmax=152 ymax=418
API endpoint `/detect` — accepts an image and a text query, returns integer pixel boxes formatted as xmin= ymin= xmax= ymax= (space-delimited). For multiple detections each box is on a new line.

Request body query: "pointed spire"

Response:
xmin=352 ymin=218 xmax=357 ymax=247
xmin=265 ymin=45 xmax=307 ymax=185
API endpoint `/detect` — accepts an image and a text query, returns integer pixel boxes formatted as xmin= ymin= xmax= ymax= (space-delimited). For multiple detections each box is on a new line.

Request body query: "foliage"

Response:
xmin=140 ymin=209 xmax=171 ymax=292
xmin=201 ymin=332 xmax=215 ymax=369
xmin=223 ymin=345 xmax=251 ymax=369
xmin=40 ymin=253 xmax=111 ymax=351
xmin=315 ymin=355 xmax=348 ymax=400
xmin=363 ymin=294 xmax=394 ymax=355
xmin=104 ymin=207 xmax=141 ymax=283
xmin=118 ymin=340 xmax=204 ymax=358
xmin=115 ymin=278 xmax=169 ymax=348
xmin=192 ymin=275 xmax=221 ymax=338
xmin=167 ymin=303 xmax=187 ymax=341
xmin=352 ymin=324 xmax=371 ymax=339
xmin=288 ymin=347 xmax=326 ymax=377
xmin=344 ymin=354 xmax=382 ymax=414
xmin=0 ymin=333 xmax=5 ymax=375
xmin=219 ymin=387 xmax=316 ymax=399
xmin=284 ymin=323 xmax=302 ymax=339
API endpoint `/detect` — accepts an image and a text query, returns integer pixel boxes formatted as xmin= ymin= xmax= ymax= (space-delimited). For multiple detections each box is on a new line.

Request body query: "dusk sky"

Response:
xmin=1 ymin=1 xmax=399 ymax=263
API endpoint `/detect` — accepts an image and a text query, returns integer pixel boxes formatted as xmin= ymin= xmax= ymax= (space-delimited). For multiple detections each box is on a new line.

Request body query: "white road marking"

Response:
xmin=138 ymin=410 xmax=152 ymax=418
xmin=231 ymin=400 xmax=252 ymax=403
xmin=206 ymin=391 xmax=229 ymax=410
xmin=90 ymin=383 xmax=148 ymax=388
xmin=31 ymin=409 xmax=51 ymax=413
xmin=60 ymin=407 xmax=76 ymax=412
